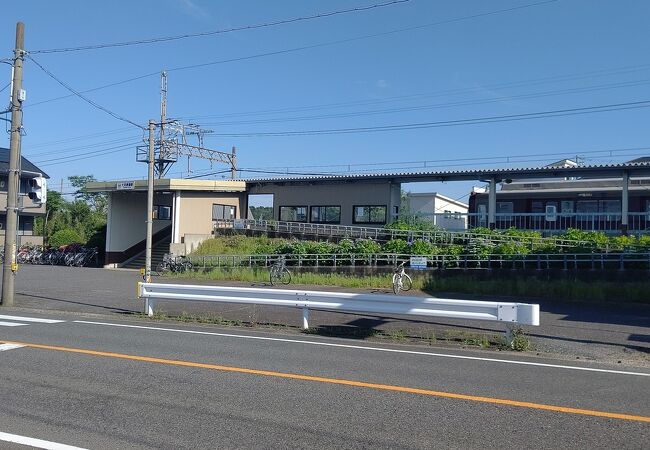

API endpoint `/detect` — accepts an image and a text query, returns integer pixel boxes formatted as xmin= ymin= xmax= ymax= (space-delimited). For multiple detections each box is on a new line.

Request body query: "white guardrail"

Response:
xmin=137 ymin=283 xmax=540 ymax=335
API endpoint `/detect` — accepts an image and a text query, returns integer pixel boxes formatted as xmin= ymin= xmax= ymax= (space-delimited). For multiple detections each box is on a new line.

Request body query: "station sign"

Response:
xmin=409 ymin=256 xmax=427 ymax=270
xmin=116 ymin=181 xmax=135 ymax=190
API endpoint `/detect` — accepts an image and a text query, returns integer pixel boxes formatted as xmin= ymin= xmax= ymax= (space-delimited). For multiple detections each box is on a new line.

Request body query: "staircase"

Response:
xmin=121 ymin=236 xmax=171 ymax=270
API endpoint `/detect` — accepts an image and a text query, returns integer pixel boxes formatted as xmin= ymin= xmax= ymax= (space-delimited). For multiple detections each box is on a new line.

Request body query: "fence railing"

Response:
xmin=187 ymin=252 xmax=650 ymax=271
xmin=138 ymin=283 xmax=540 ymax=338
xmin=215 ymin=219 xmax=594 ymax=248
xmin=465 ymin=212 xmax=649 ymax=233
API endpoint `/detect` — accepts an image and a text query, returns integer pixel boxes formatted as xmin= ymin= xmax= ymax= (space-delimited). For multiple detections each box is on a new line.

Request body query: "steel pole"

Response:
xmin=1 ymin=22 xmax=25 ymax=307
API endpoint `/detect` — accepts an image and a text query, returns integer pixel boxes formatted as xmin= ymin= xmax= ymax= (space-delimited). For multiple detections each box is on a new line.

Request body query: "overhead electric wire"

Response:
xmin=35 ymin=142 xmax=139 ymax=167
xmin=0 ymin=81 xmax=10 ymax=94
xmin=226 ymin=145 xmax=650 ymax=173
xmin=26 ymin=55 xmax=144 ymax=130
xmin=199 ymin=78 xmax=650 ymax=127
xmin=28 ymin=0 xmax=411 ymax=54
xmin=208 ymin=99 xmax=650 ymax=137
xmin=25 ymin=0 xmax=562 ymax=109
xmin=181 ymin=62 xmax=650 ymax=121
xmin=24 ymin=135 xmax=142 ymax=158
xmin=25 ymin=126 xmax=135 ymax=149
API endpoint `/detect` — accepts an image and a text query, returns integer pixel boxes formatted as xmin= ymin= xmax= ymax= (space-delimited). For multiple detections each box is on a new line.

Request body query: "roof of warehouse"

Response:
xmin=0 ymin=147 xmax=49 ymax=178
xmin=241 ymin=161 xmax=650 ymax=184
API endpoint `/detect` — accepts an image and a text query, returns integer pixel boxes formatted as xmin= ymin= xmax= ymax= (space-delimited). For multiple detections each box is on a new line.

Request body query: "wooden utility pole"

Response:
xmin=2 ymin=22 xmax=25 ymax=307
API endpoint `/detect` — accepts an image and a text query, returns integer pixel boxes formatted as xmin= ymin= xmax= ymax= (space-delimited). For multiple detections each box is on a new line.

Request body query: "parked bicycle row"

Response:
xmin=15 ymin=244 xmax=99 ymax=267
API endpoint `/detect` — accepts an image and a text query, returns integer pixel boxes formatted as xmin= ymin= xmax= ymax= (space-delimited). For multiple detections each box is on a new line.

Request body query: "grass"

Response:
xmin=423 ymin=275 xmax=650 ymax=303
xmin=193 ymin=235 xmax=286 ymax=255
xmin=167 ymin=267 xmax=649 ymax=303
xmin=169 ymin=267 xmax=427 ymax=290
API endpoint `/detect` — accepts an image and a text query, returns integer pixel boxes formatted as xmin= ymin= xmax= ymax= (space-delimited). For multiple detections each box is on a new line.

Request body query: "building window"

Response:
xmin=279 ymin=206 xmax=307 ymax=222
xmin=599 ymin=200 xmax=620 ymax=213
xmin=561 ymin=201 xmax=574 ymax=214
xmin=576 ymin=200 xmax=598 ymax=214
xmin=497 ymin=202 xmax=513 ymax=221
xmin=531 ymin=201 xmax=544 ymax=213
xmin=310 ymin=206 xmax=340 ymax=224
xmin=153 ymin=205 xmax=171 ymax=220
xmin=212 ymin=204 xmax=237 ymax=220
xmin=353 ymin=205 xmax=386 ymax=224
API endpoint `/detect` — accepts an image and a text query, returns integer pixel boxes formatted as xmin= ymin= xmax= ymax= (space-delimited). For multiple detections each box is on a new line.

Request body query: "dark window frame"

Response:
xmin=279 ymin=205 xmax=308 ymax=223
xmin=153 ymin=205 xmax=172 ymax=220
xmin=212 ymin=203 xmax=237 ymax=220
xmin=310 ymin=205 xmax=341 ymax=224
xmin=352 ymin=205 xmax=387 ymax=225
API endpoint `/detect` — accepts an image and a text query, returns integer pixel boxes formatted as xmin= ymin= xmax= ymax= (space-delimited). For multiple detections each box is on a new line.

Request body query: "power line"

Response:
xmin=28 ymin=0 xmax=411 ymax=54
xmin=35 ymin=142 xmax=139 ymax=167
xmin=0 ymin=81 xmax=10 ymax=94
xmin=180 ymin=63 xmax=650 ymax=122
xmin=199 ymin=78 xmax=650 ymax=127
xmin=26 ymin=55 xmax=144 ymax=130
xmin=208 ymin=99 xmax=650 ymax=137
xmin=24 ymin=126 xmax=135 ymax=149
xmin=25 ymin=0 xmax=562 ymax=109
xmin=25 ymin=135 xmax=141 ymax=158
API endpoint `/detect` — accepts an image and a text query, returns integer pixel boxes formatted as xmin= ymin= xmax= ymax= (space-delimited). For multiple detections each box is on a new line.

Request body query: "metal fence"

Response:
xmin=214 ymin=219 xmax=594 ymax=248
xmin=187 ymin=252 xmax=650 ymax=271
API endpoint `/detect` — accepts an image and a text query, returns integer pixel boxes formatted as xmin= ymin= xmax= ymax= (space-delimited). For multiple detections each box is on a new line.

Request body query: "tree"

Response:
xmin=68 ymin=175 xmax=107 ymax=214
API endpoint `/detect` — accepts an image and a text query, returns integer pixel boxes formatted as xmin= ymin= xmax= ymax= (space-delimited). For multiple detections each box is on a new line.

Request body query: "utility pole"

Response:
xmin=145 ymin=120 xmax=155 ymax=283
xmin=2 ymin=22 xmax=25 ymax=307
xmin=231 ymin=146 xmax=237 ymax=179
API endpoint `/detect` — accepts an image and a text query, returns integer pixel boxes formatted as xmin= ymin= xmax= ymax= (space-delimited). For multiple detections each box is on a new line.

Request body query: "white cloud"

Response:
xmin=177 ymin=0 xmax=211 ymax=20
xmin=376 ymin=79 xmax=389 ymax=89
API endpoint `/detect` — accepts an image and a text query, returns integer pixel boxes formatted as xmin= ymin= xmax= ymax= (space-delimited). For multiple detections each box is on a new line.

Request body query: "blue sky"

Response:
xmin=1 ymin=0 xmax=650 ymax=203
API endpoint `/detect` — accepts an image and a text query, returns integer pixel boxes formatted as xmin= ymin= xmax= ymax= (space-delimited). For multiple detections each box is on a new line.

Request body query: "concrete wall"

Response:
xmin=248 ymin=181 xmax=400 ymax=226
xmin=176 ymin=191 xmax=245 ymax=238
xmin=106 ymin=191 xmax=171 ymax=253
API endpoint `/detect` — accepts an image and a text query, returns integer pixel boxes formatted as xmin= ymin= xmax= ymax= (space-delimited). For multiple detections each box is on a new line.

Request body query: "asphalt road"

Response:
xmin=0 ymin=310 xmax=648 ymax=449
xmin=8 ymin=266 xmax=650 ymax=366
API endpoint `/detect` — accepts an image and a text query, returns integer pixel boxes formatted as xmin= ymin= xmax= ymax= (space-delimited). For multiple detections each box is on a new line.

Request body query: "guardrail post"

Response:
xmin=145 ymin=298 xmax=155 ymax=318
xmin=302 ymin=307 xmax=310 ymax=329
xmin=563 ymin=255 xmax=568 ymax=271
xmin=505 ymin=324 xmax=515 ymax=348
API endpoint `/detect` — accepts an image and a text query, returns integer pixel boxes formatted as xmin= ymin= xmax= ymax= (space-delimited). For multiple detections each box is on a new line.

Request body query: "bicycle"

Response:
xmin=269 ymin=255 xmax=291 ymax=285
xmin=156 ymin=254 xmax=194 ymax=274
xmin=392 ymin=261 xmax=412 ymax=295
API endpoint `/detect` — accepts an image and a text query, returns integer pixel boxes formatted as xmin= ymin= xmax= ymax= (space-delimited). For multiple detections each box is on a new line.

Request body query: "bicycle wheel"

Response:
xmin=156 ymin=262 xmax=169 ymax=274
xmin=401 ymin=274 xmax=413 ymax=292
xmin=280 ymin=267 xmax=291 ymax=285
xmin=392 ymin=273 xmax=401 ymax=295
xmin=182 ymin=261 xmax=193 ymax=272
xmin=269 ymin=268 xmax=278 ymax=286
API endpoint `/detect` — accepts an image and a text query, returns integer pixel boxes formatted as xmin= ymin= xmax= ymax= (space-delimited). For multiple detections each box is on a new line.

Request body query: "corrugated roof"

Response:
xmin=240 ymin=161 xmax=650 ymax=184
xmin=0 ymin=147 xmax=49 ymax=178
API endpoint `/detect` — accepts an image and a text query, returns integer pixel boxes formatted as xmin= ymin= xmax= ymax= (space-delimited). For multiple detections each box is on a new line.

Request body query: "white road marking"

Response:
xmin=0 ymin=343 xmax=25 ymax=351
xmin=0 ymin=321 xmax=27 ymax=327
xmin=73 ymin=320 xmax=650 ymax=378
xmin=0 ymin=431 xmax=88 ymax=449
xmin=0 ymin=314 xmax=64 ymax=324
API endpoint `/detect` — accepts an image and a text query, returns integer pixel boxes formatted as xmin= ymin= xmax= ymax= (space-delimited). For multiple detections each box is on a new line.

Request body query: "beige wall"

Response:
xmin=107 ymin=191 xmax=172 ymax=252
xmin=248 ymin=181 xmax=400 ymax=226
xmin=176 ymin=191 xmax=245 ymax=239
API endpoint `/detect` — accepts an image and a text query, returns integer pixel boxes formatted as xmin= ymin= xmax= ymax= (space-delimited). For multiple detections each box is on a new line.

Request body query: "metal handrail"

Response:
xmin=188 ymin=252 xmax=650 ymax=271
xmin=215 ymin=218 xmax=597 ymax=248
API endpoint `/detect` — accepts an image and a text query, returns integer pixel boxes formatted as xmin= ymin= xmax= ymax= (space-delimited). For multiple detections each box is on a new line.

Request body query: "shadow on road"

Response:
xmin=16 ymin=292 xmax=138 ymax=315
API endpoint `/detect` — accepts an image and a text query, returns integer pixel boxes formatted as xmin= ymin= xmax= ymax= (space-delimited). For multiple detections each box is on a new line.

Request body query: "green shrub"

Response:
xmin=382 ymin=239 xmax=408 ymax=253
xmin=409 ymin=239 xmax=433 ymax=255
xmin=353 ymin=239 xmax=381 ymax=254
xmin=49 ymin=228 xmax=84 ymax=248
